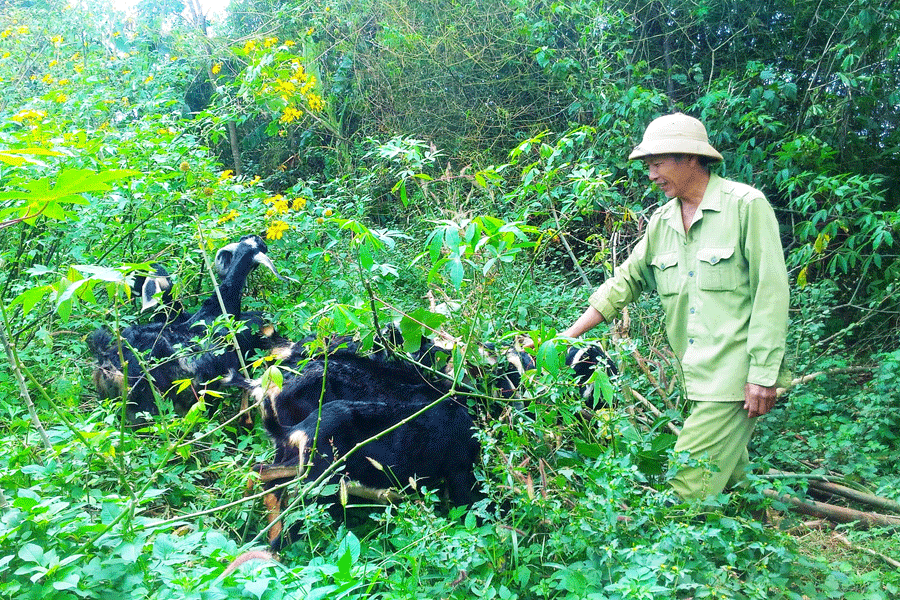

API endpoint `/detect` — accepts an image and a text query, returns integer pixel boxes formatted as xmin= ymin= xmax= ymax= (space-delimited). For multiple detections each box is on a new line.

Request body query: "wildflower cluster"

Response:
xmin=11 ymin=109 xmax=46 ymax=123
xmin=1 ymin=25 xmax=30 ymax=39
xmin=261 ymin=194 xmax=311 ymax=240
xmin=238 ymin=36 xmax=326 ymax=130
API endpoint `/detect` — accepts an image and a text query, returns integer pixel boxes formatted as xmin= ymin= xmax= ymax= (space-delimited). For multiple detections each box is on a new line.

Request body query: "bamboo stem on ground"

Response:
xmin=766 ymin=470 xmax=900 ymax=514
xmin=762 ymin=489 xmax=900 ymax=528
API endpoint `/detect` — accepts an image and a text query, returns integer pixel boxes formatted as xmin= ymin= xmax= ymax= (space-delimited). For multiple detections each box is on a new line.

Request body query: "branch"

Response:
xmin=832 ymin=532 xmax=900 ymax=570
xmin=550 ymin=205 xmax=591 ymax=288
xmin=623 ymin=385 xmax=681 ymax=436
xmin=763 ymin=489 xmax=900 ymax=528
xmin=775 ymin=366 xmax=875 ymax=397
xmin=765 ymin=470 xmax=900 ymax=514
xmin=0 ymin=303 xmax=51 ymax=452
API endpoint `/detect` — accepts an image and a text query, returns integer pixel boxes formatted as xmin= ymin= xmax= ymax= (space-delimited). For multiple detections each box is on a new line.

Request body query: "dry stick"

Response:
xmin=832 ymin=532 xmax=900 ymax=570
xmin=550 ymin=205 xmax=591 ymax=288
xmin=775 ymin=366 xmax=875 ymax=397
xmin=0 ymin=303 xmax=51 ymax=451
xmin=807 ymin=480 xmax=900 ymax=515
xmin=762 ymin=489 xmax=900 ymax=528
xmin=624 ymin=385 xmax=681 ymax=436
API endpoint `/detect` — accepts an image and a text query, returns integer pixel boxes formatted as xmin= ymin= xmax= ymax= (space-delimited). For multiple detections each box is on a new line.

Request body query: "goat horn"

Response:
xmin=253 ymin=252 xmax=292 ymax=282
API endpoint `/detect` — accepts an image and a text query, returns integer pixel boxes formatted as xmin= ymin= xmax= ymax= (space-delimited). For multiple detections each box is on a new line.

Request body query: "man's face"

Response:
xmin=643 ymin=154 xmax=691 ymax=199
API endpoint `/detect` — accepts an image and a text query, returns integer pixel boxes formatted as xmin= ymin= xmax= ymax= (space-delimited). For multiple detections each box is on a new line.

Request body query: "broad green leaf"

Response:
xmin=9 ymin=285 xmax=53 ymax=316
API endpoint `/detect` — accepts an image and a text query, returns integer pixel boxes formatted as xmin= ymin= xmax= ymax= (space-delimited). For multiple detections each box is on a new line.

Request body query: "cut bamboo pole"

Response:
xmin=763 ymin=489 xmax=900 ymax=528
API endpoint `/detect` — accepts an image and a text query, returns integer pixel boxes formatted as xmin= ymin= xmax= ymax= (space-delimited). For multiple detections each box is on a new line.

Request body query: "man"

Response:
xmin=545 ymin=113 xmax=790 ymax=499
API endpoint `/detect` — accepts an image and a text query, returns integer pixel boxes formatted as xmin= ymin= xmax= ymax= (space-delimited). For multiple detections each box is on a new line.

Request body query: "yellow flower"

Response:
xmin=262 ymin=194 xmax=283 ymax=205
xmin=51 ymin=35 xmax=63 ymax=46
xmin=279 ymin=106 xmax=303 ymax=124
xmin=211 ymin=63 xmax=221 ymax=75
xmin=274 ymin=79 xmax=296 ymax=95
xmin=218 ymin=209 xmax=239 ymax=224
xmin=58 ymin=78 xmax=69 ymax=85
xmin=54 ymin=93 xmax=68 ymax=103
xmin=306 ymin=93 xmax=324 ymax=112
xmin=243 ymin=40 xmax=257 ymax=53
xmin=49 ymin=59 xmax=58 ymax=67
xmin=17 ymin=26 xmax=29 ymax=35
xmin=300 ymin=74 xmax=316 ymax=94
xmin=266 ymin=220 xmax=289 ymax=240
xmin=271 ymin=198 xmax=289 ymax=215
xmin=292 ymin=64 xmax=308 ymax=83
xmin=284 ymin=40 xmax=296 ymax=47
xmin=42 ymin=74 xmax=55 ymax=85
xmin=179 ymin=161 xmax=190 ymax=172
xmin=2 ymin=52 xmax=10 ymax=59
xmin=263 ymin=36 xmax=278 ymax=48
xmin=292 ymin=197 xmax=307 ymax=210
xmin=11 ymin=109 xmax=46 ymax=123
xmin=306 ymin=27 xmax=315 ymax=36
xmin=144 ymin=74 xmax=154 ymax=84
xmin=218 ymin=169 xmax=234 ymax=181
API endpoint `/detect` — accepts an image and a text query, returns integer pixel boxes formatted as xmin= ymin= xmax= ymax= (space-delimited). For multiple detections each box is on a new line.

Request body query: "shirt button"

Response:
xmin=688 ymin=271 xmax=695 ymax=277
xmin=689 ymin=338 xmax=694 ymax=344
xmin=690 ymin=307 xmax=696 ymax=314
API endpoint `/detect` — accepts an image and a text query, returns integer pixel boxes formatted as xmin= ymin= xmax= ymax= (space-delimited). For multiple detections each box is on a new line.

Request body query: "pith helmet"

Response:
xmin=628 ymin=113 xmax=723 ymax=162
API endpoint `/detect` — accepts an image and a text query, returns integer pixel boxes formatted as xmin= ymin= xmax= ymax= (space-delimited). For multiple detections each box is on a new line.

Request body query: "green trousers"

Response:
xmin=670 ymin=401 xmax=757 ymax=500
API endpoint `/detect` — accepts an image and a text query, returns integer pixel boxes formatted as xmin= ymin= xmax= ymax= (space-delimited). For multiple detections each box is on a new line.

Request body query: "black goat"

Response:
xmin=132 ymin=264 xmax=186 ymax=325
xmin=226 ymin=351 xmax=480 ymax=549
xmin=566 ymin=343 xmax=618 ymax=409
xmin=88 ymin=235 xmax=284 ymax=422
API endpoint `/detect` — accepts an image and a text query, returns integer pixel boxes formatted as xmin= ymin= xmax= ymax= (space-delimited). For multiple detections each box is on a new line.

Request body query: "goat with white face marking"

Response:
xmin=88 ymin=235 xmax=285 ymax=422
xmin=565 ymin=344 xmax=618 ymax=409
xmin=132 ymin=264 xmax=185 ymax=325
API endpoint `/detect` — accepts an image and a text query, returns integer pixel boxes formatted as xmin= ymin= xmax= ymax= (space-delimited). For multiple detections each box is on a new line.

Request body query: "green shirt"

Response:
xmin=588 ymin=174 xmax=789 ymax=402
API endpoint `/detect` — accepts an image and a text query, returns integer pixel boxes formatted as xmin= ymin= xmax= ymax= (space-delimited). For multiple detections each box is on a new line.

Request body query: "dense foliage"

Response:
xmin=0 ymin=0 xmax=897 ymax=598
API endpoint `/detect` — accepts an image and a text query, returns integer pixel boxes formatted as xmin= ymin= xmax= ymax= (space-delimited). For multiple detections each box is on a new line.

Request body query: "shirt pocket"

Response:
xmin=651 ymin=252 xmax=680 ymax=296
xmin=697 ymin=247 xmax=740 ymax=291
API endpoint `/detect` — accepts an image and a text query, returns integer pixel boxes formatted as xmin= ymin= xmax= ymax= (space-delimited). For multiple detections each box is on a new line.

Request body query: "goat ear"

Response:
xmin=214 ymin=243 xmax=239 ymax=276
xmin=140 ymin=277 xmax=165 ymax=312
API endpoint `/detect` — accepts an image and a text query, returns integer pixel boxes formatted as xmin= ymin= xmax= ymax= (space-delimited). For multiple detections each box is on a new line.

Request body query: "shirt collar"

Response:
xmin=698 ymin=173 xmax=724 ymax=212
xmin=657 ymin=173 xmax=723 ymax=234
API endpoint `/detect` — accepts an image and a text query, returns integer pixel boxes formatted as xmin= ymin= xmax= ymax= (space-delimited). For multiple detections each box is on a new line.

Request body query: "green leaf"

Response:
xmin=9 ymin=285 xmax=53 ymax=316
xmin=536 ymin=340 xmax=559 ymax=376
xmin=18 ymin=543 xmax=44 ymax=565
xmin=448 ymin=257 xmax=464 ymax=289
xmin=244 ymin=576 xmax=271 ymax=599
xmin=0 ymin=147 xmax=63 ymax=167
